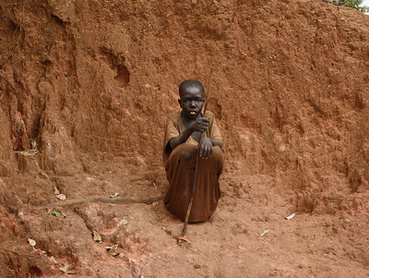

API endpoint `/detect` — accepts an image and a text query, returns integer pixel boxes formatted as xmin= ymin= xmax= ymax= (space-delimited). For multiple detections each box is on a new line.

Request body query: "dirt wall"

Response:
xmin=0 ymin=0 xmax=368 ymax=276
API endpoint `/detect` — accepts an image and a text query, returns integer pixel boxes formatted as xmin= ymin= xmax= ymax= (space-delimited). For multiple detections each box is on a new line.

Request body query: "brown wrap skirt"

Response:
xmin=163 ymin=143 xmax=223 ymax=222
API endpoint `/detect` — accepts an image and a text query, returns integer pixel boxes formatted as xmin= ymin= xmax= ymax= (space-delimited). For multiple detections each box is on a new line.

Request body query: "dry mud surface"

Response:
xmin=0 ymin=0 xmax=368 ymax=277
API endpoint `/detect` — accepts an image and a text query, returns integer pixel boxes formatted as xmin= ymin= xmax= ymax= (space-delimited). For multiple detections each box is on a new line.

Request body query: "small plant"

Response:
xmin=322 ymin=0 xmax=369 ymax=13
xmin=346 ymin=0 xmax=369 ymax=13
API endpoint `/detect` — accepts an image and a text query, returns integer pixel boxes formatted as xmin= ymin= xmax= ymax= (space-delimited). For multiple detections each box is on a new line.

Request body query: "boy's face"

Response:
xmin=178 ymin=85 xmax=205 ymax=119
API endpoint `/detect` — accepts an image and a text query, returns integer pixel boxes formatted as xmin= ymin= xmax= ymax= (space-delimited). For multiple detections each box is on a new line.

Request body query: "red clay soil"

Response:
xmin=0 ymin=0 xmax=368 ymax=277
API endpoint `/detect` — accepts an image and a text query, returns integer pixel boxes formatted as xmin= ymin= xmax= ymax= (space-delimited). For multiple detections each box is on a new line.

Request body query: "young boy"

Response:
xmin=163 ymin=79 xmax=223 ymax=222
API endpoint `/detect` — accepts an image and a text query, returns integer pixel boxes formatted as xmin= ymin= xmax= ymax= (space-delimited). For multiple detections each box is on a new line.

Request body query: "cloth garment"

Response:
xmin=163 ymin=111 xmax=223 ymax=222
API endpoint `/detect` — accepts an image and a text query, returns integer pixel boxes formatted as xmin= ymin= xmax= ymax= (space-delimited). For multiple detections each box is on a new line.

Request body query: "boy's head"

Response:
xmin=179 ymin=79 xmax=204 ymax=98
xmin=178 ymin=79 xmax=205 ymax=119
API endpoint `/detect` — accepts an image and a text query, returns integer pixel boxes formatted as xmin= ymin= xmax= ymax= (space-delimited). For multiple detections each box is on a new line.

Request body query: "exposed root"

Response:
xmin=0 ymin=73 xmax=19 ymax=99
xmin=32 ymin=195 xmax=166 ymax=209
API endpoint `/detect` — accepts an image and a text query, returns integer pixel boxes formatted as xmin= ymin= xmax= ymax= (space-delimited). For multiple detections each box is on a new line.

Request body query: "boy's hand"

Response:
xmin=189 ymin=117 xmax=209 ymax=133
xmin=200 ymin=137 xmax=213 ymax=158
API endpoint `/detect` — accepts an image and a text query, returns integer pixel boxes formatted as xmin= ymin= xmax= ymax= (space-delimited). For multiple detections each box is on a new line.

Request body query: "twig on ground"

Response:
xmin=32 ymin=194 xmax=166 ymax=209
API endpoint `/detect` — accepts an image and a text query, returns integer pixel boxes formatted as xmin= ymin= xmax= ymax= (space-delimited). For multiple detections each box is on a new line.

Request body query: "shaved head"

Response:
xmin=179 ymin=79 xmax=204 ymax=98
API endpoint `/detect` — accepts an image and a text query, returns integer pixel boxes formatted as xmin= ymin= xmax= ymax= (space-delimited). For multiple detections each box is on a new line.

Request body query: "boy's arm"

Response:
xmin=201 ymin=112 xmax=223 ymax=156
xmin=200 ymin=138 xmax=223 ymax=158
xmin=168 ymin=117 xmax=210 ymax=150
xmin=210 ymin=139 xmax=223 ymax=149
xmin=169 ymin=127 xmax=194 ymax=150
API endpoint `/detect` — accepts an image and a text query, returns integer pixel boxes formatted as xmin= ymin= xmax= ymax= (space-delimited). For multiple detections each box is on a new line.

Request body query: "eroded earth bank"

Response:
xmin=0 ymin=0 xmax=368 ymax=277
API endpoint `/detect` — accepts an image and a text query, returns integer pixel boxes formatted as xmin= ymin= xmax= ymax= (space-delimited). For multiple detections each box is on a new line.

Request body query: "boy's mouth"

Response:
xmin=189 ymin=111 xmax=197 ymax=115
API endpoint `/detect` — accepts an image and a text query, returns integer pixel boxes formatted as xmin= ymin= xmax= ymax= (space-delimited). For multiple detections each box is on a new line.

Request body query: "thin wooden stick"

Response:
xmin=182 ymin=68 xmax=213 ymax=236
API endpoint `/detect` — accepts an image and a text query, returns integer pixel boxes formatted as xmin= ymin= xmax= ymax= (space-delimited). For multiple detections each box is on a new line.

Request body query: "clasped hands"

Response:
xmin=189 ymin=117 xmax=213 ymax=158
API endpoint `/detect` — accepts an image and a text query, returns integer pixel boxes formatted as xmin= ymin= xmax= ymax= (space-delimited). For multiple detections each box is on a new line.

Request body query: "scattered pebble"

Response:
xmin=106 ymin=244 xmax=124 ymax=259
xmin=110 ymin=192 xmax=120 ymax=198
xmin=118 ymin=219 xmax=128 ymax=226
xmin=56 ymin=194 xmax=66 ymax=200
xmin=28 ymin=238 xmax=36 ymax=247
xmin=285 ymin=213 xmax=296 ymax=220
xmin=92 ymin=230 xmax=102 ymax=243
xmin=59 ymin=262 xmax=76 ymax=274
xmin=50 ymin=256 xmax=58 ymax=264
xmin=259 ymin=229 xmax=269 ymax=237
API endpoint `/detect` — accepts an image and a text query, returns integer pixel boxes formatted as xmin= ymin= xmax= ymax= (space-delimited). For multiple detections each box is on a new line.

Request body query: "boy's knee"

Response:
xmin=183 ymin=151 xmax=192 ymax=161
xmin=169 ymin=143 xmax=196 ymax=162
xmin=169 ymin=143 xmax=223 ymax=164
xmin=172 ymin=143 xmax=197 ymax=155
xmin=212 ymin=146 xmax=223 ymax=162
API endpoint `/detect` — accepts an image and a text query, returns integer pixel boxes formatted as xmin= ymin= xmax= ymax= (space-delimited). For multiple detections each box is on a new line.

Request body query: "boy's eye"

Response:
xmin=182 ymin=99 xmax=204 ymax=103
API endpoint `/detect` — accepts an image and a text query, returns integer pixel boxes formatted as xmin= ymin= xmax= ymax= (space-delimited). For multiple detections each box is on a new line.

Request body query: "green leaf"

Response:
xmin=52 ymin=210 xmax=61 ymax=217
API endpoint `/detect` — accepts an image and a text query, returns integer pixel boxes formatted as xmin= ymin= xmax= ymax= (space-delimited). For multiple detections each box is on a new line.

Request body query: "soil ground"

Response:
xmin=0 ymin=0 xmax=368 ymax=277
